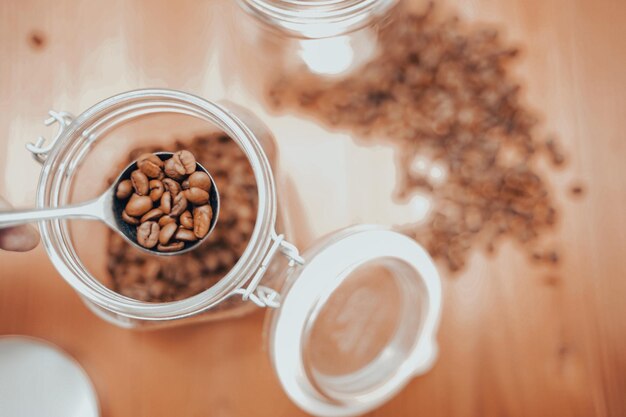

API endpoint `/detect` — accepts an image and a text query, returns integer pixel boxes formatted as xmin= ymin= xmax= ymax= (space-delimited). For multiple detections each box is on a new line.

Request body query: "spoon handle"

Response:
xmin=0 ymin=199 xmax=103 ymax=229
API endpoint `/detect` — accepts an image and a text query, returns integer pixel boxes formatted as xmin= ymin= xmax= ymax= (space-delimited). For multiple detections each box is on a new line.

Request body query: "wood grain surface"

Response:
xmin=1 ymin=1 xmax=625 ymax=416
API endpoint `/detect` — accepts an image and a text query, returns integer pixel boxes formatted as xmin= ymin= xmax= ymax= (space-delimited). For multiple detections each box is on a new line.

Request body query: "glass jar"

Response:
xmin=29 ymin=89 xmax=290 ymax=327
xmin=235 ymin=0 xmax=404 ymax=81
xmin=27 ymin=89 xmax=442 ymax=416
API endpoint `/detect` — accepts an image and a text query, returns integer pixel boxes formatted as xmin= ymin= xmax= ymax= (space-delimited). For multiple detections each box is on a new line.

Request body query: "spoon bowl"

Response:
xmin=109 ymin=152 xmax=220 ymax=256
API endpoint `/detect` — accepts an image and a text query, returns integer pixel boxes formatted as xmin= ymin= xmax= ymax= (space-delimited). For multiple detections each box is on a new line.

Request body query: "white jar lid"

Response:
xmin=268 ymin=226 xmax=441 ymax=417
xmin=0 ymin=336 xmax=99 ymax=417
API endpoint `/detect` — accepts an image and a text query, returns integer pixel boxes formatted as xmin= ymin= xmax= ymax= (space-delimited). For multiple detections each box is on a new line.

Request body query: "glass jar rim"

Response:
xmin=238 ymin=0 xmax=399 ymax=38
xmin=35 ymin=89 xmax=278 ymax=321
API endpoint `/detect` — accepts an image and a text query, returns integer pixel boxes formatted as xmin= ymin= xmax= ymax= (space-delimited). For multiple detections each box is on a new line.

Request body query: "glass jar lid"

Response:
xmin=0 ymin=336 xmax=99 ymax=417
xmin=268 ymin=226 xmax=441 ymax=416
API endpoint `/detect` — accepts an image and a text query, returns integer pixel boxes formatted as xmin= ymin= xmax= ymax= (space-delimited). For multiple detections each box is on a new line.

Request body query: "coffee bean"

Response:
xmin=116 ymin=179 xmax=133 ymax=199
xmin=140 ymin=208 xmax=163 ymax=223
xmin=179 ymin=210 xmax=193 ymax=229
xmin=121 ymin=210 xmax=139 ymax=225
xmin=137 ymin=153 xmax=163 ymax=166
xmin=148 ymin=280 xmax=167 ymax=298
xmin=170 ymin=193 xmax=188 ymax=217
xmin=569 ymin=183 xmax=584 ymax=197
xmin=157 ymin=242 xmax=185 ymax=252
xmin=137 ymin=221 xmax=160 ymax=249
xmin=217 ymin=249 xmax=235 ymax=267
xmin=125 ymin=194 xmax=153 ymax=217
xmin=162 ymin=178 xmax=181 ymax=198
xmin=160 ymin=191 xmax=172 ymax=214
xmin=193 ymin=204 xmax=212 ymax=239
xmin=159 ymin=222 xmax=178 ymax=245
xmin=164 ymin=157 xmax=186 ymax=180
xmin=203 ymin=253 xmax=220 ymax=271
xmin=158 ymin=215 xmax=176 ymax=227
xmin=235 ymin=205 xmax=254 ymax=221
xmin=185 ymin=187 xmax=209 ymax=205
xmin=175 ymin=150 xmax=197 ymax=174
xmin=188 ymin=171 xmax=212 ymax=191
xmin=175 ymin=228 xmax=197 ymax=242
xmin=149 ymin=180 xmax=164 ymax=201
xmin=239 ymin=219 xmax=254 ymax=235
xmin=131 ymin=170 xmax=149 ymax=196
xmin=137 ymin=153 xmax=164 ymax=178
xmin=121 ymin=285 xmax=150 ymax=301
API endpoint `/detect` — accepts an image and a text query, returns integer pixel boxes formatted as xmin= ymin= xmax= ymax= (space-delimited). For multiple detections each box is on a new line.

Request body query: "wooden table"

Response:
xmin=1 ymin=0 xmax=625 ymax=416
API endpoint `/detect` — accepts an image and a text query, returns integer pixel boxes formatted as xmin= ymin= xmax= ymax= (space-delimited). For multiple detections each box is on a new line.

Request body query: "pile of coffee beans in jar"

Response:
xmin=106 ymin=133 xmax=257 ymax=302
xmin=115 ymin=151 xmax=214 ymax=253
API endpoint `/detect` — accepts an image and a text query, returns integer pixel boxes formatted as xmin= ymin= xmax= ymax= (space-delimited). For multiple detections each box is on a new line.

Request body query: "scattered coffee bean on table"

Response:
xmin=115 ymin=151 xmax=214 ymax=252
xmin=107 ymin=133 xmax=257 ymax=302
xmin=268 ymin=5 xmax=568 ymax=272
xmin=569 ymin=183 xmax=585 ymax=198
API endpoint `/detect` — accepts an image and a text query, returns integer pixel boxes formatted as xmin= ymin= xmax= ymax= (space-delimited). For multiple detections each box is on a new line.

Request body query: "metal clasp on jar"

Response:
xmin=26 ymin=110 xmax=74 ymax=164
xmin=233 ymin=231 xmax=304 ymax=309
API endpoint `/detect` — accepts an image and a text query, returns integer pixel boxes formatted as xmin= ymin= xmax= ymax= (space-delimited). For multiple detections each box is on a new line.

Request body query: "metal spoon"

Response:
xmin=0 ymin=152 xmax=220 ymax=256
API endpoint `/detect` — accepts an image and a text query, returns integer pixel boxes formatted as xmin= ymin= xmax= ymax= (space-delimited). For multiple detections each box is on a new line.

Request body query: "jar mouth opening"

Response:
xmin=239 ymin=0 xmax=398 ymax=38
xmin=36 ymin=89 xmax=277 ymax=321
